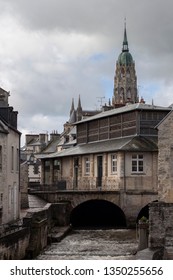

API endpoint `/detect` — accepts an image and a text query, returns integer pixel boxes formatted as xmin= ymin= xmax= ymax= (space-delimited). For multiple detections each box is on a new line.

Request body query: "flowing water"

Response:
xmin=37 ymin=228 xmax=138 ymax=260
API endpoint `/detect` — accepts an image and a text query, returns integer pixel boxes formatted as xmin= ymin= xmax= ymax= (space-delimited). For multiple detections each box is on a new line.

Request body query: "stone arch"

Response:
xmin=69 ymin=192 xmax=121 ymax=209
xmin=70 ymin=199 xmax=127 ymax=228
xmin=126 ymin=68 xmax=130 ymax=78
xmin=136 ymin=200 xmax=158 ymax=223
xmin=127 ymin=87 xmax=131 ymax=99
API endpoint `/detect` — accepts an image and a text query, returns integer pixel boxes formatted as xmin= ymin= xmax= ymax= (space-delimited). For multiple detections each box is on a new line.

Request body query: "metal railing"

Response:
xmin=28 ymin=180 xmax=67 ymax=193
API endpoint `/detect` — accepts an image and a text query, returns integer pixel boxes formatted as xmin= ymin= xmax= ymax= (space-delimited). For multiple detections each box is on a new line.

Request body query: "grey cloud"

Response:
xmin=1 ymin=0 xmax=173 ymax=143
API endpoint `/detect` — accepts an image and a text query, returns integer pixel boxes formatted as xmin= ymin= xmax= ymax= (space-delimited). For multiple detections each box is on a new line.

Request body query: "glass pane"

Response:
xmin=132 ymin=155 xmax=137 ymax=159
xmin=138 ymin=155 xmax=143 ymax=159
xmin=132 ymin=160 xmax=137 ymax=171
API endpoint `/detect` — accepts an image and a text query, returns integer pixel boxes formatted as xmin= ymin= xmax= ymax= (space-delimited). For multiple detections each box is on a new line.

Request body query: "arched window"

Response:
xmin=126 ymin=69 xmax=130 ymax=78
xmin=127 ymin=88 xmax=131 ymax=99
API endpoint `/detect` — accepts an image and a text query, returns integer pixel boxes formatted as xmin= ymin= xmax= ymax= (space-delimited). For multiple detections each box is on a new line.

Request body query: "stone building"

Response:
xmin=0 ymin=87 xmax=21 ymax=225
xmin=21 ymin=133 xmax=49 ymax=184
xmin=156 ymin=110 xmax=173 ymax=202
xmin=147 ymin=110 xmax=173 ymax=258
xmin=40 ymin=103 xmax=170 ymax=192
xmin=39 ymin=25 xmax=171 ymax=195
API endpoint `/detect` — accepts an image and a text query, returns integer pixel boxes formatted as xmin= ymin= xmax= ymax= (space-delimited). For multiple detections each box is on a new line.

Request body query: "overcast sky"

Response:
xmin=0 ymin=0 xmax=173 ymax=145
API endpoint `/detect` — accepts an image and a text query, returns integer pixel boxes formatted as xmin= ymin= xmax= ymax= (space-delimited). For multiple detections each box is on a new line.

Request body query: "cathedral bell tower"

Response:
xmin=112 ymin=23 xmax=138 ymax=107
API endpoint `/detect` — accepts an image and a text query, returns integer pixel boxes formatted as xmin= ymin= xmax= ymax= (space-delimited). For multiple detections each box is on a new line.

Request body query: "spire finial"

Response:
xmin=122 ymin=18 xmax=129 ymax=52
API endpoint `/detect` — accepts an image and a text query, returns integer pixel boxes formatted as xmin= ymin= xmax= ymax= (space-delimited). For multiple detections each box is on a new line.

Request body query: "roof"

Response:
xmin=155 ymin=109 xmax=173 ymax=129
xmin=75 ymin=103 xmax=171 ymax=124
xmin=41 ymin=137 xmax=61 ymax=153
xmin=118 ymin=51 xmax=133 ymax=65
xmin=0 ymin=115 xmax=21 ymax=135
xmin=0 ymin=118 xmax=8 ymax=134
xmin=39 ymin=135 xmax=158 ymax=159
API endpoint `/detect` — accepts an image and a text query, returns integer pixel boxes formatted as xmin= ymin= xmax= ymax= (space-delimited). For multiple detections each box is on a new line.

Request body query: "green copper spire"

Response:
xmin=118 ymin=20 xmax=133 ymax=65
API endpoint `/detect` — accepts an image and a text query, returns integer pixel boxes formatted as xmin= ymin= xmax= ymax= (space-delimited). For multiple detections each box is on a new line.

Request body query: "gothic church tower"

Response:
xmin=112 ymin=23 xmax=138 ymax=106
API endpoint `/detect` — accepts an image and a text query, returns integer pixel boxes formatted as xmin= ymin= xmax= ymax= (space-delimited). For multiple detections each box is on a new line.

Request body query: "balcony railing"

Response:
xmin=28 ymin=180 xmax=67 ymax=193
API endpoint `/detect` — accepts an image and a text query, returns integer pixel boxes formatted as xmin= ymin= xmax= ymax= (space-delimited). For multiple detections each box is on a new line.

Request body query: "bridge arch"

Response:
xmin=136 ymin=200 xmax=158 ymax=223
xmin=70 ymin=199 xmax=127 ymax=228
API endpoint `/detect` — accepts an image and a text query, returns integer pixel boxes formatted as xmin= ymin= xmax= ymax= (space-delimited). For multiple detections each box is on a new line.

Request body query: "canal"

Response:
xmin=36 ymin=228 xmax=138 ymax=260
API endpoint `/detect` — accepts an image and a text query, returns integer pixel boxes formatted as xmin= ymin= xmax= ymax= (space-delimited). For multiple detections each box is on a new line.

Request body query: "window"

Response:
xmin=16 ymin=148 xmax=19 ymax=172
xmin=111 ymin=154 xmax=117 ymax=173
xmin=11 ymin=146 xmax=14 ymax=171
xmin=45 ymin=160 xmax=50 ymax=168
xmin=54 ymin=160 xmax=61 ymax=171
xmin=85 ymin=157 xmax=90 ymax=175
xmin=34 ymin=164 xmax=39 ymax=174
xmin=132 ymin=154 xmax=143 ymax=173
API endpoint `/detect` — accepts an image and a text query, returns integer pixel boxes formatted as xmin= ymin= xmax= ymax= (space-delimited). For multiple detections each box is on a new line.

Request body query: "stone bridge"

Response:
xmin=29 ymin=186 xmax=158 ymax=227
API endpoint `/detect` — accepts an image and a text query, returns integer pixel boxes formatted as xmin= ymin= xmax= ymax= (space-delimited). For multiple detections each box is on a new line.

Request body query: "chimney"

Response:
xmin=50 ymin=131 xmax=60 ymax=141
xmin=39 ymin=133 xmax=48 ymax=144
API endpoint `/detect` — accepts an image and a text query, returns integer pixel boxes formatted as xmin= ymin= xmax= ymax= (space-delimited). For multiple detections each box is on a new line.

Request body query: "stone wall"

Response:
xmin=36 ymin=190 xmax=158 ymax=227
xmin=149 ymin=202 xmax=173 ymax=258
xmin=157 ymin=111 xmax=173 ymax=202
xmin=0 ymin=227 xmax=30 ymax=260
xmin=20 ymin=161 xmax=29 ymax=209
xmin=0 ymin=206 xmax=51 ymax=259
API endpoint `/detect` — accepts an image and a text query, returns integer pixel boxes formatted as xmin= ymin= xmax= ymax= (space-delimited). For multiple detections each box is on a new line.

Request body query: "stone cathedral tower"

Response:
xmin=112 ymin=24 xmax=139 ymax=107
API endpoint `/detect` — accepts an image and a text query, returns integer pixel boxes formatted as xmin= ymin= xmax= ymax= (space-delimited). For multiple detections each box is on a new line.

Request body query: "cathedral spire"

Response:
xmin=77 ymin=95 xmax=82 ymax=111
xmin=122 ymin=19 xmax=129 ymax=52
xmin=112 ymin=23 xmax=138 ymax=107
xmin=76 ymin=95 xmax=83 ymax=122
xmin=70 ymin=98 xmax=75 ymax=117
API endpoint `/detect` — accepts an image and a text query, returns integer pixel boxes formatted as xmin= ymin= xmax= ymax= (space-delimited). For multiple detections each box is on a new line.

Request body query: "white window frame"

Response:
xmin=132 ymin=154 xmax=144 ymax=173
xmin=84 ymin=157 xmax=90 ymax=175
xmin=111 ymin=154 xmax=117 ymax=174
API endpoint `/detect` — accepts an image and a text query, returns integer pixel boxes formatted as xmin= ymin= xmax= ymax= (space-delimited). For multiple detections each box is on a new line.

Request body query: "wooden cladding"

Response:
xmin=77 ymin=110 xmax=168 ymax=144
xmin=77 ymin=111 xmax=137 ymax=144
xmin=140 ymin=111 xmax=167 ymax=136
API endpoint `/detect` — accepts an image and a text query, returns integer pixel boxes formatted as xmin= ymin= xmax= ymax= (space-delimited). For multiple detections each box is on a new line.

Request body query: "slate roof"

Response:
xmin=38 ymin=135 xmax=158 ymax=159
xmin=75 ymin=103 xmax=171 ymax=124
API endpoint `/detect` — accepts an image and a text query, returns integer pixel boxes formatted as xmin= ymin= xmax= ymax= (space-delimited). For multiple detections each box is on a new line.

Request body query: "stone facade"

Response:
xmin=37 ymin=190 xmax=158 ymax=227
xmin=148 ymin=111 xmax=173 ymax=259
xmin=0 ymin=88 xmax=21 ymax=225
xmin=149 ymin=202 xmax=173 ymax=259
xmin=0 ymin=228 xmax=30 ymax=260
xmin=56 ymin=151 xmax=158 ymax=193
xmin=20 ymin=162 xmax=29 ymax=209
xmin=157 ymin=111 xmax=173 ymax=202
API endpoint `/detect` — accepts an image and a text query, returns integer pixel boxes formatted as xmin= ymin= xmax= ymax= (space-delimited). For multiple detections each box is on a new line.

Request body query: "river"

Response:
xmin=36 ymin=228 xmax=138 ymax=260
